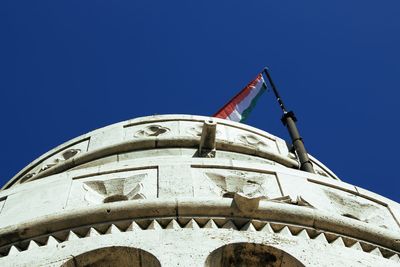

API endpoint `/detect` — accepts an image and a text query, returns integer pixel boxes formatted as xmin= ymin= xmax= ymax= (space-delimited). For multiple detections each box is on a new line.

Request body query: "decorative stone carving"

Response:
xmin=20 ymin=173 xmax=36 ymax=183
xmin=186 ymin=125 xmax=203 ymax=137
xmin=238 ymin=134 xmax=268 ymax=148
xmin=190 ymin=168 xmax=282 ymax=199
xmin=205 ymin=171 xmax=268 ymax=199
xmin=39 ymin=159 xmax=62 ymax=173
xmin=2 ymin=115 xmax=399 ymax=267
xmin=83 ymin=174 xmax=147 ymax=204
xmin=39 ymin=149 xmax=82 ymax=173
xmin=16 ymin=142 xmax=85 ymax=184
xmin=321 ymin=189 xmax=396 ymax=229
xmin=1 ymin=217 xmax=398 ymax=262
xmin=61 ymin=149 xmax=81 ymax=160
xmin=134 ymin=125 xmax=170 ymax=138
xmin=20 ymin=149 xmax=82 ymax=181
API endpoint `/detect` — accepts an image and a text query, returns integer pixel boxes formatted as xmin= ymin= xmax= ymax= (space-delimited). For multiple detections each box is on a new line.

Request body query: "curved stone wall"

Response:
xmin=0 ymin=115 xmax=398 ymax=266
xmin=3 ymin=115 xmax=338 ymax=189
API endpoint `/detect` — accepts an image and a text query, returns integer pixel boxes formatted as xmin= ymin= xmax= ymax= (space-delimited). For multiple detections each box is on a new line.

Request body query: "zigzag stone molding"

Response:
xmin=0 ymin=217 xmax=399 ymax=262
xmin=0 ymin=198 xmax=399 ymax=257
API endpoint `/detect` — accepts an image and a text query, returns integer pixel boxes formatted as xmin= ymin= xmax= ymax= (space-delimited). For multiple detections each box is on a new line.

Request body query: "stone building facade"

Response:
xmin=0 ymin=114 xmax=399 ymax=266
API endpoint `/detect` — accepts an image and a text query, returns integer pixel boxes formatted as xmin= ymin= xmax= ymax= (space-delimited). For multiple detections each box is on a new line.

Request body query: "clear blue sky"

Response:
xmin=1 ymin=1 xmax=399 ymax=202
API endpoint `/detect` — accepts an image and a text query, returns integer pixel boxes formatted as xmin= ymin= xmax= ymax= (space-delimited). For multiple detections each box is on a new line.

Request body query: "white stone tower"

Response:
xmin=0 ymin=114 xmax=399 ymax=266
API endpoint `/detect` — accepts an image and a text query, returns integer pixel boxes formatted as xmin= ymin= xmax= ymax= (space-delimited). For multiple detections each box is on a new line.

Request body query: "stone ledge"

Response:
xmin=0 ymin=217 xmax=399 ymax=263
xmin=0 ymin=198 xmax=399 ymax=253
xmin=19 ymin=137 xmax=298 ymax=184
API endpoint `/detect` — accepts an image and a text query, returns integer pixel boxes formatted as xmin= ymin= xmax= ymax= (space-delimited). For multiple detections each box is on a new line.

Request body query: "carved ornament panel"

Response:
xmin=66 ymin=168 xmax=157 ymax=209
xmin=192 ymin=168 xmax=281 ymax=199
xmin=18 ymin=139 xmax=89 ymax=184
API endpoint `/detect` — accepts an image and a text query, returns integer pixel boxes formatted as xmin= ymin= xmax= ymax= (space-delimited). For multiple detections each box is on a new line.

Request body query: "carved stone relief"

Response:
xmin=39 ymin=149 xmax=80 ymax=172
xmin=18 ymin=140 xmax=88 ymax=184
xmin=83 ymin=174 xmax=147 ymax=204
xmin=28 ymin=149 xmax=81 ymax=175
xmin=193 ymin=168 xmax=281 ymax=199
xmin=134 ymin=125 xmax=170 ymax=138
xmin=238 ymin=134 xmax=269 ymax=149
xmin=123 ymin=121 xmax=178 ymax=141
xmin=66 ymin=169 xmax=157 ymax=209
xmin=321 ymin=189 xmax=398 ymax=229
xmin=186 ymin=124 xmax=203 ymax=137
xmin=226 ymin=128 xmax=279 ymax=154
xmin=278 ymin=173 xmax=399 ymax=231
xmin=205 ymin=171 xmax=267 ymax=198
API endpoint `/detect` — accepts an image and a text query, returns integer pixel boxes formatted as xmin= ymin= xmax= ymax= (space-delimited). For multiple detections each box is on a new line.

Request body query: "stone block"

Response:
xmin=88 ymin=126 xmax=124 ymax=150
xmin=158 ymin=164 xmax=194 ymax=198
xmin=0 ymin=175 xmax=72 ymax=227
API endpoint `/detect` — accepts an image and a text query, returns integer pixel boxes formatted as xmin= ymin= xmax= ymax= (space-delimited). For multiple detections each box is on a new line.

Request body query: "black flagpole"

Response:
xmin=263 ymin=67 xmax=315 ymax=173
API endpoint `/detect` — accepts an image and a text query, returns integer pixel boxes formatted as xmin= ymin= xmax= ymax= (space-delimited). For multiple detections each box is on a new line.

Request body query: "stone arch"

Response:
xmin=61 ymin=246 xmax=161 ymax=267
xmin=205 ymin=242 xmax=305 ymax=267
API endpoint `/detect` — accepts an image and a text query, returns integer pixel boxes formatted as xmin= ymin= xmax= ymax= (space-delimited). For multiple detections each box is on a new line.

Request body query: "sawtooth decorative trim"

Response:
xmin=0 ymin=218 xmax=398 ymax=262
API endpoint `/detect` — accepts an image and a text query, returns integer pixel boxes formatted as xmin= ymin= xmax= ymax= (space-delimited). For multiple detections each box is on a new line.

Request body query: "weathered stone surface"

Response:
xmin=0 ymin=175 xmax=72 ymax=228
xmin=0 ymin=114 xmax=398 ymax=266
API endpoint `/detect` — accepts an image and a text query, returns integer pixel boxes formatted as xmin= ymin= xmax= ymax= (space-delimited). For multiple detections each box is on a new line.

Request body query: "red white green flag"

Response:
xmin=213 ymin=73 xmax=267 ymax=122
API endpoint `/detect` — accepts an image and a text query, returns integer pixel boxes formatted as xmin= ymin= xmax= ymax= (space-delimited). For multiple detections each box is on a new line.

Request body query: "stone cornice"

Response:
xmin=17 ymin=137 xmax=298 ymax=184
xmin=0 ymin=198 xmax=399 ymax=254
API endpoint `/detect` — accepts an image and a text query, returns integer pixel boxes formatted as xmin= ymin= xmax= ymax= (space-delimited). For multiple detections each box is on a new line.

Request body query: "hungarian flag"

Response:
xmin=213 ymin=73 xmax=267 ymax=122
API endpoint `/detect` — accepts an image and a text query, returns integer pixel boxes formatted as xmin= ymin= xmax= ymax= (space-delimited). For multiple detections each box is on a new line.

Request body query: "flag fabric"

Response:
xmin=213 ymin=73 xmax=267 ymax=122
